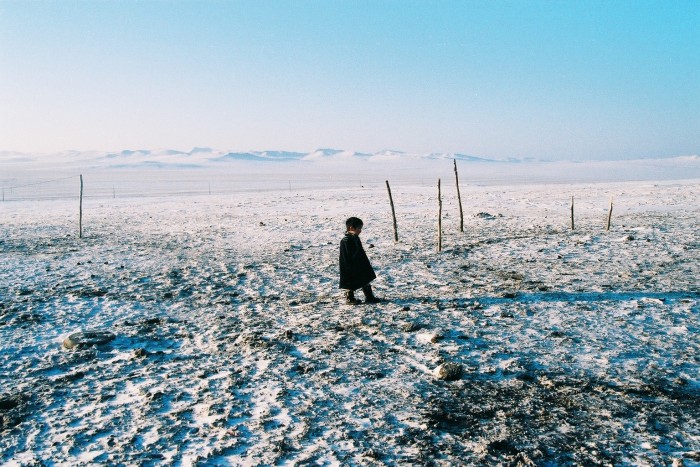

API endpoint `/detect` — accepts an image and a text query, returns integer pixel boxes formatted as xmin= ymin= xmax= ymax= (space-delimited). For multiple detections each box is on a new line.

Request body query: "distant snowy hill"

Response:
xmin=212 ymin=151 xmax=306 ymax=162
xmin=1 ymin=148 xmax=698 ymax=185
xmin=0 ymin=148 xmax=502 ymax=169
xmin=303 ymin=149 xmax=372 ymax=161
xmin=5 ymin=147 xmax=699 ymax=170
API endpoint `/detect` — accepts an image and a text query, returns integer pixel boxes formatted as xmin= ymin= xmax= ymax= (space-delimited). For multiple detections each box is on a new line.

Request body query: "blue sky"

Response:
xmin=0 ymin=0 xmax=698 ymax=160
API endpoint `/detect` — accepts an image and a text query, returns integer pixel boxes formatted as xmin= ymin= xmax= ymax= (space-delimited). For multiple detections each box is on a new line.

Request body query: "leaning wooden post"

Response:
xmin=79 ymin=174 xmax=84 ymax=239
xmin=437 ymin=178 xmax=443 ymax=252
xmin=570 ymin=195 xmax=575 ymax=231
xmin=454 ymin=159 xmax=464 ymax=233
xmin=385 ymin=180 xmax=399 ymax=242
xmin=606 ymin=196 xmax=613 ymax=231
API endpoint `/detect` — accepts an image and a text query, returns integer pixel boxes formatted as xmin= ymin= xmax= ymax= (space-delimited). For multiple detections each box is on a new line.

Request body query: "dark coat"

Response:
xmin=339 ymin=232 xmax=376 ymax=290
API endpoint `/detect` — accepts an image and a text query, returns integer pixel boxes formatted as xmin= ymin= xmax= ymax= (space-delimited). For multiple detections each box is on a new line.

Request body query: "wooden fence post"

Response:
xmin=438 ymin=178 xmax=443 ymax=252
xmin=570 ymin=195 xmax=575 ymax=231
xmin=79 ymin=174 xmax=84 ymax=239
xmin=454 ymin=159 xmax=464 ymax=233
xmin=385 ymin=180 xmax=399 ymax=241
xmin=606 ymin=197 xmax=613 ymax=231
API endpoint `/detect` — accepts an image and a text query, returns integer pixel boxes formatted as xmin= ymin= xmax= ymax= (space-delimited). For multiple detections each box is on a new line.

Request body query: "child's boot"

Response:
xmin=362 ymin=285 xmax=383 ymax=304
xmin=345 ymin=290 xmax=362 ymax=305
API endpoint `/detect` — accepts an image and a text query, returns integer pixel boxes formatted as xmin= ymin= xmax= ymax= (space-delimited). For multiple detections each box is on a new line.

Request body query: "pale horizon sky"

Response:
xmin=1 ymin=0 xmax=698 ymax=160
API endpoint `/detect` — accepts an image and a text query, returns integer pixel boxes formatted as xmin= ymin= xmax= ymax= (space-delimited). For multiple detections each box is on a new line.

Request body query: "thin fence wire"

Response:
xmin=2 ymin=175 xmax=84 ymax=201
xmin=0 ymin=173 xmax=437 ymax=203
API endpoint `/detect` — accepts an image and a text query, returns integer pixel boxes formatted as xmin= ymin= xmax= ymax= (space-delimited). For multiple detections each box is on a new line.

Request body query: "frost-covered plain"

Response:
xmin=1 ymin=157 xmax=699 ymax=466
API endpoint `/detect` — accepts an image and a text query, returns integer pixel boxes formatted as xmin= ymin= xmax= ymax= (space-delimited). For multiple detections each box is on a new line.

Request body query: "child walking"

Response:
xmin=339 ymin=217 xmax=382 ymax=305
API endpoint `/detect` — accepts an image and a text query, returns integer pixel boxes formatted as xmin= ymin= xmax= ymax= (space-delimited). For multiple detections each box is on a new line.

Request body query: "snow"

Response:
xmin=1 ymin=153 xmax=699 ymax=465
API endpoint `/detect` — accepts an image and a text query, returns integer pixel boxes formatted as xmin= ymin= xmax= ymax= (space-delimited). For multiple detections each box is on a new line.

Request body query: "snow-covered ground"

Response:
xmin=1 ymin=155 xmax=699 ymax=465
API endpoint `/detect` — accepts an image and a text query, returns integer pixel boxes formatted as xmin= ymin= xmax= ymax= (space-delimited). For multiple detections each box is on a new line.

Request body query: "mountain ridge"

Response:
xmin=1 ymin=148 xmax=698 ymax=170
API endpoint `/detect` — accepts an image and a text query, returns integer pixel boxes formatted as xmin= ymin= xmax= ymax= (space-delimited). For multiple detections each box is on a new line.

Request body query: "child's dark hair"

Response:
xmin=346 ymin=217 xmax=364 ymax=230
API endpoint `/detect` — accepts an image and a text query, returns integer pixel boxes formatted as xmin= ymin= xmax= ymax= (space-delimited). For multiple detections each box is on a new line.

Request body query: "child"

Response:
xmin=339 ymin=217 xmax=382 ymax=304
